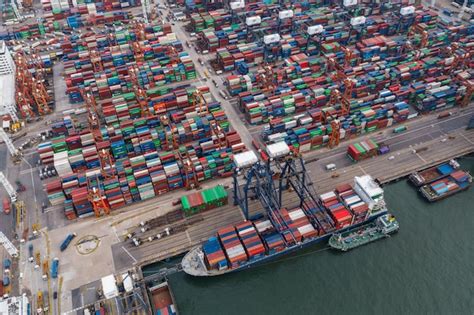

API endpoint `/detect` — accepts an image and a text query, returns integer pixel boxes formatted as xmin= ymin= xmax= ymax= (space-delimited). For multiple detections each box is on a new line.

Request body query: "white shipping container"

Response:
xmin=320 ymin=191 xmax=337 ymax=201
xmin=289 ymin=209 xmax=306 ymax=221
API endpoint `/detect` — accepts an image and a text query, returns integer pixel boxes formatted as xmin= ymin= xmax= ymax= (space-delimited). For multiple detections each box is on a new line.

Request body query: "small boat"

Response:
xmin=148 ymin=280 xmax=178 ymax=315
xmin=328 ymin=214 xmax=399 ymax=251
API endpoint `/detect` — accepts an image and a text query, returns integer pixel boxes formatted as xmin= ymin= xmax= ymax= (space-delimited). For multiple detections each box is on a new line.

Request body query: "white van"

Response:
xmin=325 ymin=163 xmax=336 ymax=171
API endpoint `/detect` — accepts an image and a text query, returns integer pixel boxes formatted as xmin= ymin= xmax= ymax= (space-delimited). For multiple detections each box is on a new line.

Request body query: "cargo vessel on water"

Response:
xmin=420 ymin=170 xmax=472 ymax=202
xmin=182 ymin=175 xmax=391 ymax=276
xmin=148 ymin=280 xmax=178 ymax=315
xmin=328 ymin=214 xmax=399 ymax=252
xmin=409 ymin=160 xmax=459 ymax=186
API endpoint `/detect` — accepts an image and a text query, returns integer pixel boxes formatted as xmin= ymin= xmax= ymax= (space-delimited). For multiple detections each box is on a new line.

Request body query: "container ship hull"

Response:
xmin=182 ymin=210 xmax=387 ymax=276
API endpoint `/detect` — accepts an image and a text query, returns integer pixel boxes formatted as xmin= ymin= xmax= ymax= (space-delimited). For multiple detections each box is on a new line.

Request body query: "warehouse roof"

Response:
xmin=0 ymin=73 xmax=15 ymax=115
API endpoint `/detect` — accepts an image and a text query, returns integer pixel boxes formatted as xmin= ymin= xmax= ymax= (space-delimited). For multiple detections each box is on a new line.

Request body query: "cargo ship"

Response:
xmin=328 ymin=214 xmax=399 ymax=252
xmin=420 ymin=170 xmax=472 ymax=202
xmin=409 ymin=160 xmax=459 ymax=186
xmin=182 ymin=175 xmax=390 ymax=276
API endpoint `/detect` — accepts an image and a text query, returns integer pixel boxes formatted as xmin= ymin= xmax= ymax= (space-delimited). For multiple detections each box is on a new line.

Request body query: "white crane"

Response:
xmin=0 ymin=128 xmax=22 ymax=162
xmin=0 ymin=231 xmax=19 ymax=258
xmin=0 ymin=171 xmax=17 ymax=202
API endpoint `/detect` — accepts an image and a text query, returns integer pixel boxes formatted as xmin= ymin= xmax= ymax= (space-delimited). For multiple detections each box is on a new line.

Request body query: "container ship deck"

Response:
xmin=182 ymin=174 xmax=391 ymax=276
xmin=409 ymin=160 xmax=460 ymax=186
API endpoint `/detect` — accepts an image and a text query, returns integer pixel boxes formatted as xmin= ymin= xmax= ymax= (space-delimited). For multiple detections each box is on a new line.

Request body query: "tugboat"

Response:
xmin=328 ymin=214 xmax=399 ymax=252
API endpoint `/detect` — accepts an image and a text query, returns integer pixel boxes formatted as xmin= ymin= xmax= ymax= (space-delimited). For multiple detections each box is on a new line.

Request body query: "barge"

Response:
xmin=328 ymin=214 xmax=399 ymax=252
xmin=148 ymin=280 xmax=178 ymax=315
xmin=420 ymin=170 xmax=472 ymax=202
xmin=409 ymin=160 xmax=459 ymax=186
xmin=182 ymin=175 xmax=392 ymax=276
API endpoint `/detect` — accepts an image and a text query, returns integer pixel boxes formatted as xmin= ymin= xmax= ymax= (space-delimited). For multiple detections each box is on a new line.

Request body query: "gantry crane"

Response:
xmin=133 ymin=22 xmax=146 ymax=41
xmin=98 ymin=149 xmax=115 ymax=180
xmin=87 ymin=175 xmax=110 ymax=217
xmin=211 ymin=122 xmax=226 ymax=150
xmin=132 ymin=42 xmax=144 ymax=63
xmin=341 ymin=46 xmax=359 ymax=67
xmin=179 ymin=149 xmax=200 ymax=190
xmin=192 ymin=89 xmax=209 ymax=117
xmin=461 ymin=80 xmax=474 ymax=107
xmin=256 ymin=63 xmax=276 ymax=95
xmin=0 ymin=171 xmax=17 ymax=202
xmin=14 ymin=52 xmax=51 ymax=116
xmin=89 ymin=49 xmax=103 ymax=73
xmin=129 ymin=65 xmax=150 ymax=117
xmin=233 ymin=144 xmax=335 ymax=235
xmin=0 ymin=129 xmax=22 ymax=164
xmin=0 ymin=231 xmax=19 ymax=258
xmin=81 ymin=90 xmax=103 ymax=141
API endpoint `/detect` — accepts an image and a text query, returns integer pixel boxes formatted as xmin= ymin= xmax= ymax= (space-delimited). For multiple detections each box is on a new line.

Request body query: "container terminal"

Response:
xmin=0 ymin=0 xmax=472 ymax=313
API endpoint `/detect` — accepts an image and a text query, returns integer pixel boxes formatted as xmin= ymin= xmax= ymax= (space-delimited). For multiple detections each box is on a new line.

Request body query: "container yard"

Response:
xmin=0 ymin=0 xmax=473 ymax=314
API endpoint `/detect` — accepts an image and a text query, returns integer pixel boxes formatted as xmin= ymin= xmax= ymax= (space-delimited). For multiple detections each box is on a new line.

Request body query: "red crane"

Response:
xmin=87 ymin=176 xmax=110 ymax=217
xmin=81 ymin=90 xmax=103 ymax=141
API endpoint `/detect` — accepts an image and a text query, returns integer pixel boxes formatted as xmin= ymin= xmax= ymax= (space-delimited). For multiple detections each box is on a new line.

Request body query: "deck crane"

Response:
xmin=0 ymin=129 xmax=22 ymax=164
xmin=87 ymin=175 xmax=110 ymax=217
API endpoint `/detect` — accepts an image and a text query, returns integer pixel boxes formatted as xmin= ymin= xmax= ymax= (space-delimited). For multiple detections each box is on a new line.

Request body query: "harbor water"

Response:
xmin=147 ymin=158 xmax=474 ymax=315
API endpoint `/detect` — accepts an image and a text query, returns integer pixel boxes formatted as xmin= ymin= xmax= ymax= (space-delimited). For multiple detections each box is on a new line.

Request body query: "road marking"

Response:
xmin=358 ymin=166 xmax=367 ymax=175
xmin=459 ymin=132 xmax=474 ymax=145
xmin=416 ymin=153 xmax=428 ymax=164
xmin=121 ymin=246 xmax=138 ymax=263
xmin=113 ymin=228 xmax=121 ymax=242
xmin=185 ymin=230 xmax=192 ymax=244
xmin=20 ymin=168 xmax=36 ymax=175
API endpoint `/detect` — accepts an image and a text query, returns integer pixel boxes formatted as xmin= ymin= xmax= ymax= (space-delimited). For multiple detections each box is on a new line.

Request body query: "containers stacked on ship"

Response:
xmin=235 ymin=221 xmax=266 ymax=261
xmin=202 ymin=237 xmax=228 ymax=271
xmin=335 ymin=183 xmax=370 ymax=224
xmin=218 ymin=226 xmax=248 ymax=269
xmin=254 ymin=219 xmax=286 ymax=255
xmin=268 ymin=207 xmax=319 ymax=246
xmin=319 ymin=191 xmax=353 ymax=229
